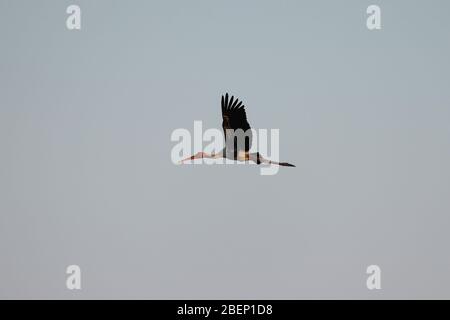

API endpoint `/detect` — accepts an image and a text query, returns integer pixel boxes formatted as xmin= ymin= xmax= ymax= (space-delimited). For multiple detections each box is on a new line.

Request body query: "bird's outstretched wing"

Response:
xmin=221 ymin=93 xmax=252 ymax=151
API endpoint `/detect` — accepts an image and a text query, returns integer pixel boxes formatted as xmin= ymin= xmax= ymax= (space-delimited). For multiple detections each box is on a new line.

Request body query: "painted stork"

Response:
xmin=181 ymin=93 xmax=295 ymax=167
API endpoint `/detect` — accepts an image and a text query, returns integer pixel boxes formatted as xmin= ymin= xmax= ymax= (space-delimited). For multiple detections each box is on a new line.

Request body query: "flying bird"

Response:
xmin=180 ymin=93 xmax=295 ymax=167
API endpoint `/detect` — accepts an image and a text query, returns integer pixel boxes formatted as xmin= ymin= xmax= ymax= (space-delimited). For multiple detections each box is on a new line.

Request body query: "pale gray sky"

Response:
xmin=1 ymin=0 xmax=450 ymax=299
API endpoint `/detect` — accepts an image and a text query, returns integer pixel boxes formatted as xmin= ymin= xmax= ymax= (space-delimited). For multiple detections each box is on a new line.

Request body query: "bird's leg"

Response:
xmin=250 ymin=153 xmax=295 ymax=167
xmin=179 ymin=152 xmax=215 ymax=164
xmin=267 ymin=160 xmax=296 ymax=167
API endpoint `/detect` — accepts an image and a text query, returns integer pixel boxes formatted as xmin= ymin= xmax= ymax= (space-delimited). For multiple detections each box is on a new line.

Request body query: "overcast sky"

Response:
xmin=1 ymin=0 xmax=450 ymax=298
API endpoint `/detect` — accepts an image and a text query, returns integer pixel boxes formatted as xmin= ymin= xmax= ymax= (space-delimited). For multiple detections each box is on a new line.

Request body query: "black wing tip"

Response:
xmin=221 ymin=93 xmax=229 ymax=102
xmin=221 ymin=93 xmax=244 ymax=111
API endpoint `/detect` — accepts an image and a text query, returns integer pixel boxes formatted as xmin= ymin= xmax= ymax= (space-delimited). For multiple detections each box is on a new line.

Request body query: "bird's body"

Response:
xmin=181 ymin=93 xmax=295 ymax=167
